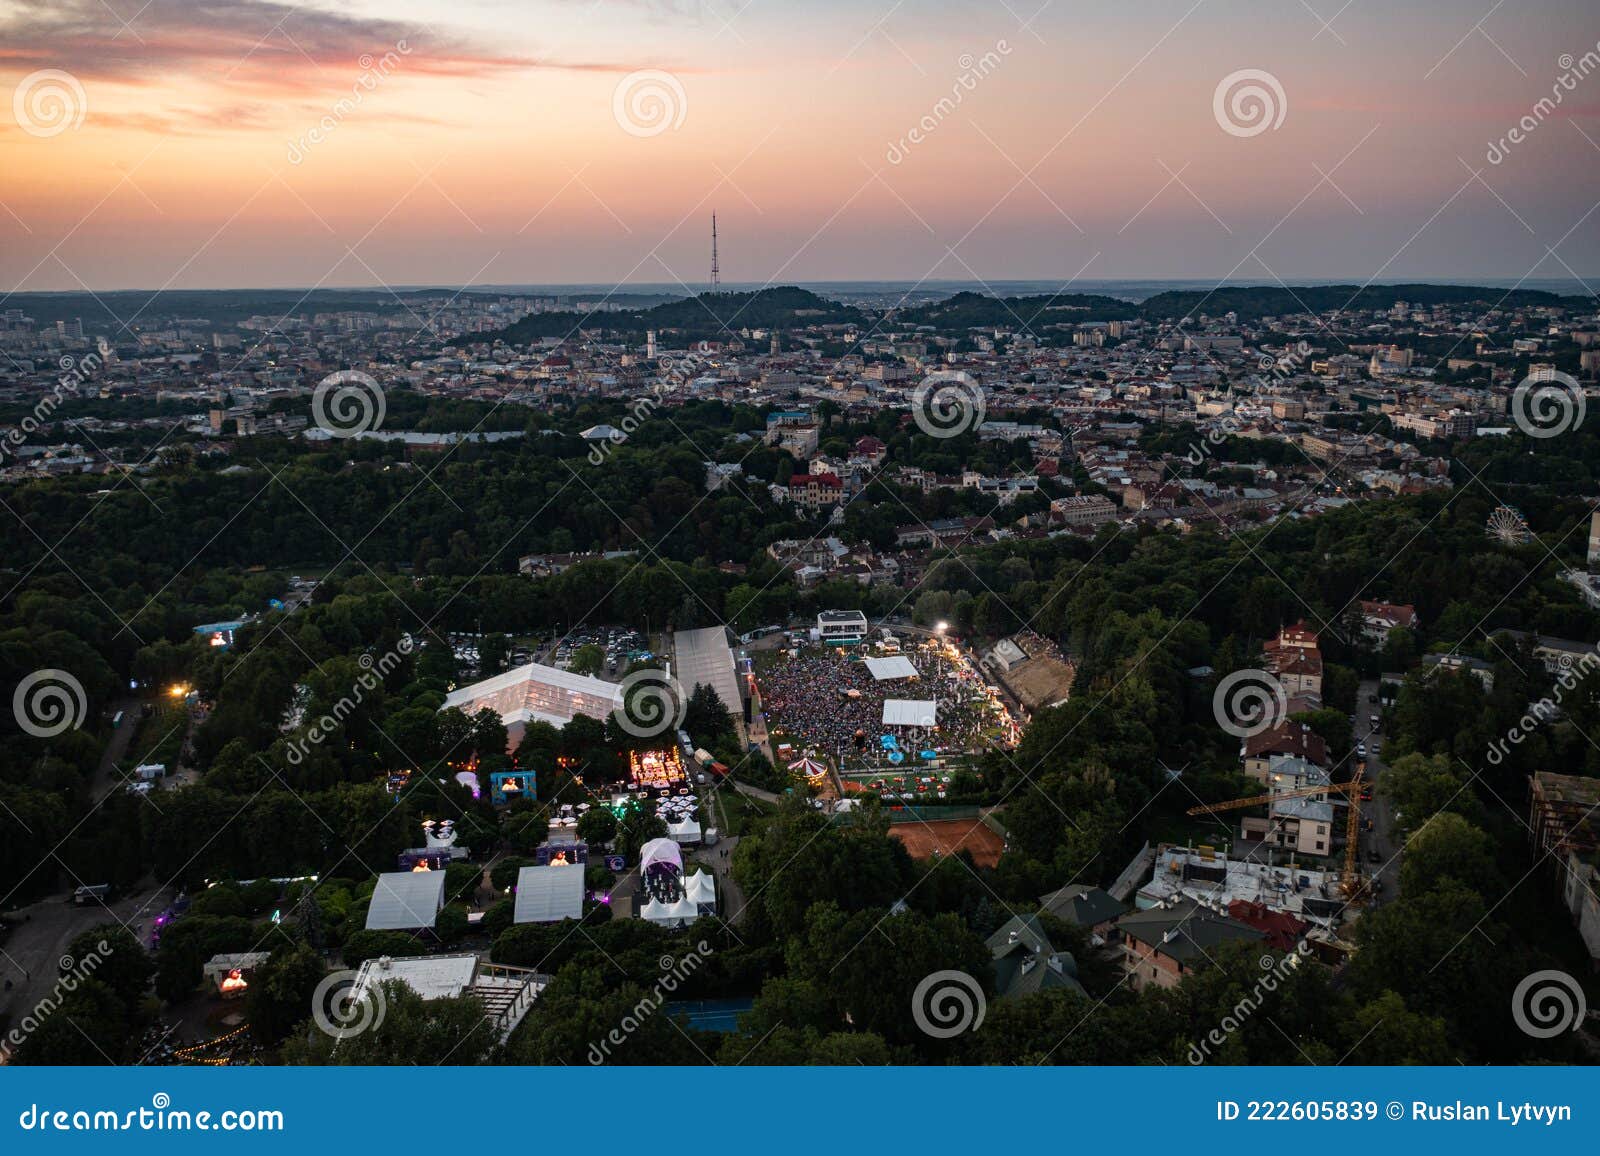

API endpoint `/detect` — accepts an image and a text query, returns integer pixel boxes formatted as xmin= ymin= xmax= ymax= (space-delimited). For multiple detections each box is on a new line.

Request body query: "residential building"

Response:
xmin=1115 ymin=900 xmax=1265 ymax=990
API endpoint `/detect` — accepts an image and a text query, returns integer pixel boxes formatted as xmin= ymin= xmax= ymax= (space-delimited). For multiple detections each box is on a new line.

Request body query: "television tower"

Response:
xmin=709 ymin=213 xmax=720 ymax=292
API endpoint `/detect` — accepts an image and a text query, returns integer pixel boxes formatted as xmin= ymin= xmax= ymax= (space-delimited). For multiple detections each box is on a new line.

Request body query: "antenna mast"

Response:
xmin=710 ymin=213 xmax=720 ymax=292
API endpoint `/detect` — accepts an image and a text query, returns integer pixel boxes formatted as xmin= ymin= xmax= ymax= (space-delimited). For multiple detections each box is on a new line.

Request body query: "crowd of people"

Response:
xmin=754 ymin=641 xmax=1007 ymax=769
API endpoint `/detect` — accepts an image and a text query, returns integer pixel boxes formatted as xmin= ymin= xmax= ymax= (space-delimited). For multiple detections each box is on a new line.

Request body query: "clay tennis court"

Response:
xmin=889 ymin=819 xmax=1005 ymax=868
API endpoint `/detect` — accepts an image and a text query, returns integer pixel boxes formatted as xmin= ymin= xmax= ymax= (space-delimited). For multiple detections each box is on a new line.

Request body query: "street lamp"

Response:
xmin=935 ymin=621 xmax=948 ymax=634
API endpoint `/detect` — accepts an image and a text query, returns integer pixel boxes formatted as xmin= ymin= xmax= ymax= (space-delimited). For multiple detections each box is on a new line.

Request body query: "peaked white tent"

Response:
xmin=685 ymin=869 xmax=716 ymax=908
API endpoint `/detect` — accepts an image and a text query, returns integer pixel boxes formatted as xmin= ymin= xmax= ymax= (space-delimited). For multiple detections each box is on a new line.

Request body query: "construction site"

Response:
xmin=1136 ymin=845 xmax=1348 ymax=927
xmin=1528 ymin=772 xmax=1600 ymax=969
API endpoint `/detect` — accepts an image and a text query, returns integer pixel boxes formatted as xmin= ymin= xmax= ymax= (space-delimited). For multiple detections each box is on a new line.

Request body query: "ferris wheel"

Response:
xmin=1486 ymin=505 xmax=1532 ymax=547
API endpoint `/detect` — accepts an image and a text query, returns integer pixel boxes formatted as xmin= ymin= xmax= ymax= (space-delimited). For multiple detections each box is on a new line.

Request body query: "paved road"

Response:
xmin=0 ymin=885 xmax=172 ymax=1035
xmin=688 ymin=836 xmax=744 ymax=924
xmin=87 ymin=696 xmax=144 ymax=803
xmin=1355 ymin=678 xmax=1401 ymax=906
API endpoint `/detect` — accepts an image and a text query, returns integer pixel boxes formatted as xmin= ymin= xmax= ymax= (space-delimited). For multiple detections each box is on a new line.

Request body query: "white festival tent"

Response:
xmin=882 ymin=699 xmax=938 ymax=728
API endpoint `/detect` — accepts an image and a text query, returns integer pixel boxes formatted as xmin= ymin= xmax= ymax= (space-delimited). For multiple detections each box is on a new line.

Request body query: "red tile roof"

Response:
xmin=1242 ymin=722 xmax=1329 ymax=765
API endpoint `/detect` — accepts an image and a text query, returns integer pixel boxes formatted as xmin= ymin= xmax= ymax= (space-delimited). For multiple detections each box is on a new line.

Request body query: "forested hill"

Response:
xmin=889 ymin=290 xmax=1140 ymax=332
xmin=457 ymin=282 xmax=1589 ymax=346
xmin=1136 ymin=283 xmax=1587 ymax=323
xmin=885 ymin=284 xmax=1590 ymax=333
xmin=453 ymin=286 xmax=863 ymax=346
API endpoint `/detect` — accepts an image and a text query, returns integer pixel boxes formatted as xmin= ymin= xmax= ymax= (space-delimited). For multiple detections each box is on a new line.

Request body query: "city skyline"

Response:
xmin=3 ymin=0 xmax=1600 ymax=291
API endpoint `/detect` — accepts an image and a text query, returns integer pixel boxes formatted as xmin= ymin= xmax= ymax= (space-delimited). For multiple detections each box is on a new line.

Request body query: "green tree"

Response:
xmin=8 ymin=979 xmax=134 ymax=1066
xmin=1398 ymin=811 xmax=1502 ymax=897
xmin=245 ymin=943 xmax=326 ymax=1045
xmin=65 ymin=925 xmax=153 ymax=1008
xmin=568 ymin=644 xmax=606 ymax=677
xmin=283 ymin=981 xmax=500 ymax=1065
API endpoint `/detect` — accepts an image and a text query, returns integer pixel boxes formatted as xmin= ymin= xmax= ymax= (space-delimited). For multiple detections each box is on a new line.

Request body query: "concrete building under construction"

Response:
xmin=1528 ymin=772 xmax=1600 ymax=969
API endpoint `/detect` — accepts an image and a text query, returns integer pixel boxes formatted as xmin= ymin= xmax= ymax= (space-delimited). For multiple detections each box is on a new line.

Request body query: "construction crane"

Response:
xmin=1187 ymin=765 xmax=1368 ymax=898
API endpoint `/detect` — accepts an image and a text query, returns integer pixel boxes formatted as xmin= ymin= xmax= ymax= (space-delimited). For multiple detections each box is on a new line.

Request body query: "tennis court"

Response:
xmin=889 ymin=818 xmax=1005 ymax=868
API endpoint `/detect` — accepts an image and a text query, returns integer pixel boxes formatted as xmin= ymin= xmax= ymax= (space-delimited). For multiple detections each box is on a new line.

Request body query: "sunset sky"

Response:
xmin=2 ymin=0 xmax=1598 ymax=290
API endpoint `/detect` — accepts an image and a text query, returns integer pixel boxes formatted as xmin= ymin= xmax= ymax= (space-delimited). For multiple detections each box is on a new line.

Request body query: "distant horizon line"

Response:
xmin=6 ymin=275 xmax=1598 ymax=299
